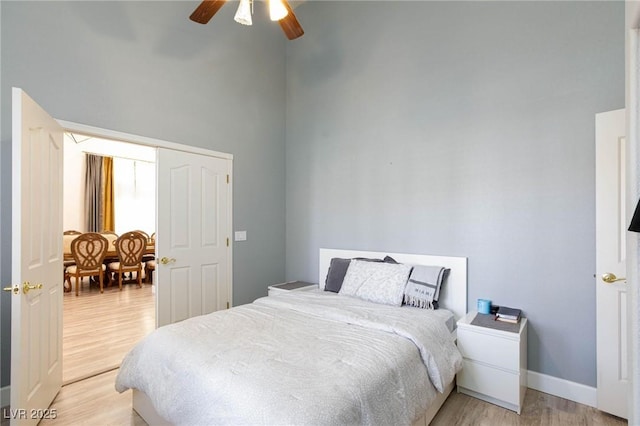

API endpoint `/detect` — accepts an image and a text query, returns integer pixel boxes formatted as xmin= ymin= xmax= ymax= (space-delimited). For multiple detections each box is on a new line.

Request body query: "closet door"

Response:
xmin=155 ymin=148 xmax=232 ymax=326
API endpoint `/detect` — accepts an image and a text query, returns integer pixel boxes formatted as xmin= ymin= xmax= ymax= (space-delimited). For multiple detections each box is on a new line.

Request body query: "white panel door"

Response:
xmin=7 ymin=88 xmax=63 ymax=425
xmin=156 ymin=148 xmax=231 ymax=327
xmin=595 ymin=108 xmax=628 ymax=418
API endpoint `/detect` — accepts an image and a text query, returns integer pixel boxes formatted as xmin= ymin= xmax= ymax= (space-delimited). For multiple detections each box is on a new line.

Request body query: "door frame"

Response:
xmin=626 ymin=28 xmax=640 ymax=424
xmin=59 ymin=120 xmax=233 ymax=161
xmin=57 ymin=119 xmax=234 ymax=321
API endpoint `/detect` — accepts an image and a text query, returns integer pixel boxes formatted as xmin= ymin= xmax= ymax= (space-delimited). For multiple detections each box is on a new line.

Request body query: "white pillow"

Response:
xmin=339 ymin=260 xmax=412 ymax=306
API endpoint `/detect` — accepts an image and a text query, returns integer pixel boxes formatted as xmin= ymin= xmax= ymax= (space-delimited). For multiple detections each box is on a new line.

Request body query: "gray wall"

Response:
xmin=284 ymin=1 xmax=624 ymax=387
xmin=0 ymin=1 xmax=287 ymax=388
xmin=0 ymin=0 xmax=625 ymax=394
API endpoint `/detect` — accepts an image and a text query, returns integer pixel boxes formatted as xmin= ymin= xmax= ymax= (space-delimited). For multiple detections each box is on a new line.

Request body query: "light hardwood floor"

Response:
xmin=431 ymin=389 xmax=627 ymax=426
xmin=63 ymin=280 xmax=155 ymax=384
xmin=36 ymin=370 xmax=146 ymax=426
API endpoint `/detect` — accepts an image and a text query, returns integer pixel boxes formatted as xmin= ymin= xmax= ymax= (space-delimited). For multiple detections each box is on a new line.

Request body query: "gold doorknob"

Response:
xmin=602 ymin=273 xmax=626 ymax=284
xmin=159 ymin=257 xmax=176 ymax=265
xmin=3 ymin=285 xmax=19 ymax=295
xmin=22 ymin=282 xmax=43 ymax=294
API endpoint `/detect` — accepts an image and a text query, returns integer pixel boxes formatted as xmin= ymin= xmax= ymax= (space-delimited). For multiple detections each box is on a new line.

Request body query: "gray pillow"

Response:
xmin=325 ymin=258 xmax=351 ymax=292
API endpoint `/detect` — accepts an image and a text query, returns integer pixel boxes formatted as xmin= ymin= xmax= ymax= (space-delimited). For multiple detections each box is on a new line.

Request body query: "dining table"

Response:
xmin=63 ymin=243 xmax=156 ymax=263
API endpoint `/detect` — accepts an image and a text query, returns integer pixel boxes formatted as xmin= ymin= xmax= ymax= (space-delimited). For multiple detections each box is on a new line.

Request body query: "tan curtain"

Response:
xmin=102 ymin=156 xmax=115 ymax=231
xmin=85 ymin=154 xmax=103 ymax=232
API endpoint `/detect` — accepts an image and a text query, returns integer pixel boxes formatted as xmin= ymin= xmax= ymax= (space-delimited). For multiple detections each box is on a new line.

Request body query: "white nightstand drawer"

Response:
xmin=456 ymin=311 xmax=527 ymax=414
xmin=457 ymin=359 xmax=520 ymax=406
xmin=457 ymin=328 xmax=520 ymax=371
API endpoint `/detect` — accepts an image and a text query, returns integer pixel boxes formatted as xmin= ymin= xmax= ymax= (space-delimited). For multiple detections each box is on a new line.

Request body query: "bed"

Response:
xmin=115 ymin=248 xmax=468 ymax=425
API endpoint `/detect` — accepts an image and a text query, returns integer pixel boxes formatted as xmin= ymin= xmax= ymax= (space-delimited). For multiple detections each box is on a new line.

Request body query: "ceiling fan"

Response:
xmin=190 ymin=0 xmax=304 ymax=40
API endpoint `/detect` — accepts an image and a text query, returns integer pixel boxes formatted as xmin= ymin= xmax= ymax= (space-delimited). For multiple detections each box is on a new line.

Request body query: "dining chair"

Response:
xmin=66 ymin=233 xmax=110 ymax=296
xmin=98 ymin=231 xmax=119 ymax=284
xmin=131 ymin=230 xmax=150 ymax=241
xmin=63 ymin=230 xmax=82 ymax=235
xmin=63 ymin=233 xmax=81 ymax=292
xmin=123 ymin=229 xmax=152 ymax=280
xmin=145 ymin=232 xmax=156 ymax=284
xmin=107 ymin=231 xmax=147 ymax=290
xmin=133 ymin=230 xmax=154 ymax=260
xmin=145 ymin=262 xmax=156 ymax=284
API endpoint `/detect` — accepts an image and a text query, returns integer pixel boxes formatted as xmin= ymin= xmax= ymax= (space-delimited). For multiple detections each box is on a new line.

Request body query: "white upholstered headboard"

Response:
xmin=319 ymin=248 xmax=468 ymax=320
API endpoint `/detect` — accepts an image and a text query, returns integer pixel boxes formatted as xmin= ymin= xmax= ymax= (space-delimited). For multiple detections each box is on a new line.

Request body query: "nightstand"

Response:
xmin=456 ymin=311 xmax=527 ymax=414
xmin=267 ymin=281 xmax=317 ymax=296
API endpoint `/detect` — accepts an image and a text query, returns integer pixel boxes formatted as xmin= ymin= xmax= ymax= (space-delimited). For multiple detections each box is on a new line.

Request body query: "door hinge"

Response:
xmin=226 ymin=237 xmax=229 ymax=247
xmin=226 ymin=174 xmax=229 ymax=184
xmin=227 ymin=302 xmax=230 ymax=309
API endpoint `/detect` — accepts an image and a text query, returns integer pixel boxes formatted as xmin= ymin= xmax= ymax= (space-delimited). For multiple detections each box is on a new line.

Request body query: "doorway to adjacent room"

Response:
xmin=62 ymin=133 xmax=156 ymax=384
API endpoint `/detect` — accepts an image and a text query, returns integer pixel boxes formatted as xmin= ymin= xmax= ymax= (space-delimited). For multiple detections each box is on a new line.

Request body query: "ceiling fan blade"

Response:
xmin=190 ymin=0 xmax=227 ymax=24
xmin=279 ymin=1 xmax=304 ymax=40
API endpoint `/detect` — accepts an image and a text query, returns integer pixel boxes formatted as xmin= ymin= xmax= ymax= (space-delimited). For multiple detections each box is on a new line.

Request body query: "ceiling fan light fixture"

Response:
xmin=269 ymin=0 xmax=288 ymax=21
xmin=189 ymin=0 xmax=303 ymax=40
xmin=234 ymin=0 xmax=253 ymax=26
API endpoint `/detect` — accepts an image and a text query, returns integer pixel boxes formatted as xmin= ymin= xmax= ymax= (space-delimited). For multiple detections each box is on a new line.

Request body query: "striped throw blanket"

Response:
xmin=403 ymin=265 xmax=449 ymax=309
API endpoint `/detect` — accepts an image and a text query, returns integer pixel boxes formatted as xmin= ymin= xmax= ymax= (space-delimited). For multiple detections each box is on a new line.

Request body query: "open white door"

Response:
xmin=6 ymin=88 xmax=63 ymax=425
xmin=596 ymin=108 xmax=628 ymax=419
xmin=155 ymin=148 xmax=232 ymax=327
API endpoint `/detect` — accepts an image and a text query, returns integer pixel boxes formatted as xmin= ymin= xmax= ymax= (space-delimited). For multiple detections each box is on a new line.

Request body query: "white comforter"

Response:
xmin=115 ymin=291 xmax=462 ymax=426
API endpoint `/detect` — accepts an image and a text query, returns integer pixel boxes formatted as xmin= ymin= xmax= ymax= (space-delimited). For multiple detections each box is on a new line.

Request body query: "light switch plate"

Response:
xmin=234 ymin=231 xmax=247 ymax=241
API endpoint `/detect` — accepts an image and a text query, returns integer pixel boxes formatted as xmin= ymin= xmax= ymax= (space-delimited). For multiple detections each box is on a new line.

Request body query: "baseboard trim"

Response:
xmin=527 ymin=370 xmax=597 ymax=408
xmin=1 ymin=385 xmax=9 ymax=408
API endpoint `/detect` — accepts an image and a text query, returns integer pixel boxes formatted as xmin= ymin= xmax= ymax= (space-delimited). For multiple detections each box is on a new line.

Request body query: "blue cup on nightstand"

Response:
xmin=477 ymin=299 xmax=492 ymax=314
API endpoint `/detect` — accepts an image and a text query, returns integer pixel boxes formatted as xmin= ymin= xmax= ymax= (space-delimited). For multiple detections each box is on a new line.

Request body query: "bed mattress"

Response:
xmin=115 ymin=291 xmax=462 ymax=425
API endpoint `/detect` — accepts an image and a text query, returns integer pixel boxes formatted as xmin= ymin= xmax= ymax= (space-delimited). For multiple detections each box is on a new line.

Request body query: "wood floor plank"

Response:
xmin=63 ymin=281 xmax=154 ymax=384
xmin=430 ymin=388 xmax=627 ymax=426
xmin=38 ymin=370 xmax=146 ymax=426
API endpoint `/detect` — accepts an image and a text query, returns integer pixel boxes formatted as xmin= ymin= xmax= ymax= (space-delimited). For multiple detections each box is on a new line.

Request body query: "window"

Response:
xmin=113 ymin=158 xmax=155 ymax=235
